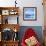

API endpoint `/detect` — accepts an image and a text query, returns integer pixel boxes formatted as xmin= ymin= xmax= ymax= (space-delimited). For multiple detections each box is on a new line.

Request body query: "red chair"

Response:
xmin=21 ymin=28 xmax=41 ymax=46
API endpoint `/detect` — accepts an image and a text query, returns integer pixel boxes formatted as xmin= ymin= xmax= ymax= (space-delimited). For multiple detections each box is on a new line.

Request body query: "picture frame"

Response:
xmin=23 ymin=7 xmax=37 ymax=21
xmin=9 ymin=10 xmax=17 ymax=15
xmin=2 ymin=10 xmax=9 ymax=15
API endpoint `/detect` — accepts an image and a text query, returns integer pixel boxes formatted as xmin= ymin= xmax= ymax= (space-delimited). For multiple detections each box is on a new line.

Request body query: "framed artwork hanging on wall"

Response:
xmin=23 ymin=7 xmax=37 ymax=21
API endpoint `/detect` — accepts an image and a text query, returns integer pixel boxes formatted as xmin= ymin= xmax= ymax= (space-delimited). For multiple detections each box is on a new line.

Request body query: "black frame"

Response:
xmin=23 ymin=7 xmax=37 ymax=21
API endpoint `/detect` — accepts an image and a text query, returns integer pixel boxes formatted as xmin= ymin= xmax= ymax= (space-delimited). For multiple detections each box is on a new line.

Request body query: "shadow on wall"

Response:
xmin=18 ymin=26 xmax=43 ymax=44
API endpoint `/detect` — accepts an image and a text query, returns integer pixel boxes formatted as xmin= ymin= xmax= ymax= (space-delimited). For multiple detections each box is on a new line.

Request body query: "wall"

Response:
xmin=18 ymin=0 xmax=44 ymax=26
xmin=0 ymin=0 xmax=44 ymax=26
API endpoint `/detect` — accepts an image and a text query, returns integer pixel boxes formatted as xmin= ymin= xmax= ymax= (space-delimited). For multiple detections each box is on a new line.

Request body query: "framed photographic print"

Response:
xmin=23 ymin=7 xmax=37 ymax=21
xmin=9 ymin=10 xmax=17 ymax=15
xmin=2 ymin=10 xmax=9 ymax=15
